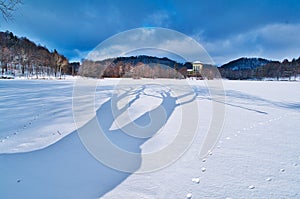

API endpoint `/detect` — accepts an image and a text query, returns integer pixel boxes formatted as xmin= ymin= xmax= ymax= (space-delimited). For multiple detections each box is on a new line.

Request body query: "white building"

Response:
xmin=192 ymin=61 xmax=203 ymax=72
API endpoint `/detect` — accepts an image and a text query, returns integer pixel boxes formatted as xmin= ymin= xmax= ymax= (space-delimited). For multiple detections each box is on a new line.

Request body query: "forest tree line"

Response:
xmin=80 ymin=56 xmax=300 ymax=80
xmin=219 ymin=57 xmax=300 ymax=80
xmin=79 ymin=56 xmax=186 ymax=79
xmin=1 ymin=31 xmax=300 ymax=80
xmin=0 ymin=31 xmax=76 ymax=79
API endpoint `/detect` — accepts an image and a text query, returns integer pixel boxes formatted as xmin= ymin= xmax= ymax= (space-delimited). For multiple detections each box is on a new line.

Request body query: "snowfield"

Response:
xmin=0 ymin=79 xmax=299 ymax=199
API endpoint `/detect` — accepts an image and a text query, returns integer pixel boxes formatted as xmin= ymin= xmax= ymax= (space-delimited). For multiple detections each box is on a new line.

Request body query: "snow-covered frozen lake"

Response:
xmin=0 ymin=79 xmax=299 ymax=198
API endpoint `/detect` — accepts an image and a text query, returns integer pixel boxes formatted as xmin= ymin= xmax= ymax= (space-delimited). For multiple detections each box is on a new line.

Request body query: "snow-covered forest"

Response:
xmin=1 ymin=30 xmax=300 ymax=80
xmin=0 ymin=31 xmax=73 ymax=79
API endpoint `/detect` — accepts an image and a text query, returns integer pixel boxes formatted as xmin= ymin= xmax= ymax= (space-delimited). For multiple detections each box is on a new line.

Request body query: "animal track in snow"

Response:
xmin=0 ymin=103 xmax=50 ymax=143
xmin=190 ymin=112 xmax=296 ymax=198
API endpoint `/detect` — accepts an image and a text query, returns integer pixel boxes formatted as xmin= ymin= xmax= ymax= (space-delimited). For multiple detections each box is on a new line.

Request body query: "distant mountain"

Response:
xmin=219 ymin=57 xmax=300 ymax=80
xmin=220 ymin=57 xmax=271 ymax=70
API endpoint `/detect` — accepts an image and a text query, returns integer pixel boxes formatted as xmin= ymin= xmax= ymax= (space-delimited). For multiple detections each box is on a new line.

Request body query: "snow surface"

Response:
xmin=0 ymin=79 xmax=300 ymax=198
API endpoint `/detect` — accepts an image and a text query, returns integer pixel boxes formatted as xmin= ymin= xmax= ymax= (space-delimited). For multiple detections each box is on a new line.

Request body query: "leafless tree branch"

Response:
xmin=0 ymin=0 xmax=22 ymax=21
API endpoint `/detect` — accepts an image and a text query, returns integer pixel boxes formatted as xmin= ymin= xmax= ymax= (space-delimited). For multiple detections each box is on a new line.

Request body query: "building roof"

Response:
xmin=193 ymin=61 xmax=202 ymax=64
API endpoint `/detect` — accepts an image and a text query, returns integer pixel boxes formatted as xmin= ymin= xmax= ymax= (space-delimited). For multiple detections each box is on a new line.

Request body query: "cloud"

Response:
xmin=2 ymin=0 xmax=300 ymax=64
xmin=144 ymin=11 xmax=171 ymax=27
xmin=86 ymin=28 xmax=213 ymax=64
xmin=257 ymin=23 xmax=300 ymax=46
xmin=197 ymin=23 xmax=300 ymax=65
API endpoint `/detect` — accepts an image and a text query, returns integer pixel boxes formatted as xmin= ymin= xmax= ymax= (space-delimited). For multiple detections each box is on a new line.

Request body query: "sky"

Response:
xmin=1 ymin=0 xmax=300 ymax=65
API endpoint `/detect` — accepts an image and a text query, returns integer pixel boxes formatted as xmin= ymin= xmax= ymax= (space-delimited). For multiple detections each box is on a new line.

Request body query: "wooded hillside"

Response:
xmin=0 ymin=31 xmax=70 ymax=78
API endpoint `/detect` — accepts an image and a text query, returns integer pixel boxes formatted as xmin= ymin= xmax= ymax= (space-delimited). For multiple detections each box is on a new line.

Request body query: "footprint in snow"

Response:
xmin=186 ymin=193 xmax=192 ymax=199
xmin=201 ymin=167 xmax=206 ymax=172
xmin=248 ymin=185 xmax=255 ymax=189
xmin=280 ymin=169 xmax=285 ymax=172
xmin=192 ymin=177 xmax=200 ymax=184
xmin=265 ymin=177 xmax=272 ymax=182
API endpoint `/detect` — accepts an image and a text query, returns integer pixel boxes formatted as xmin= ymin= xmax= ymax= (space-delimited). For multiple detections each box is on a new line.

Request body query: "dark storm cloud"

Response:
xmin=1 ymin=0 xmax=300 ymax=64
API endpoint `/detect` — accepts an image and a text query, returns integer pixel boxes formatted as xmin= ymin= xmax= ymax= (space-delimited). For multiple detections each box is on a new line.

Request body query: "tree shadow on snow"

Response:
xmin=223 ymin=90 xmax=300 ymax=113
xmin=192 ymin=87 xmax=300 ymax=115
xmin=0 ymin=84 xmax=195 ymax=199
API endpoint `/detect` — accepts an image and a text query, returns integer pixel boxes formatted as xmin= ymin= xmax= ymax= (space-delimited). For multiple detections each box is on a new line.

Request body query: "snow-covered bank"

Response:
xmin=0 ymin=80 xmax=77 ymax=153
xmin=0 ymin=78 xmax=119 ymax=153
xmin=0 ymin=79 xmax=299 ymax=198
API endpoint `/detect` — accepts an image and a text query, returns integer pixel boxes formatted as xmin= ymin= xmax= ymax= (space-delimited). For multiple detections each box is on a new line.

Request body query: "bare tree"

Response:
xmin=0 ymin=0 xmax=22 ymax=21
